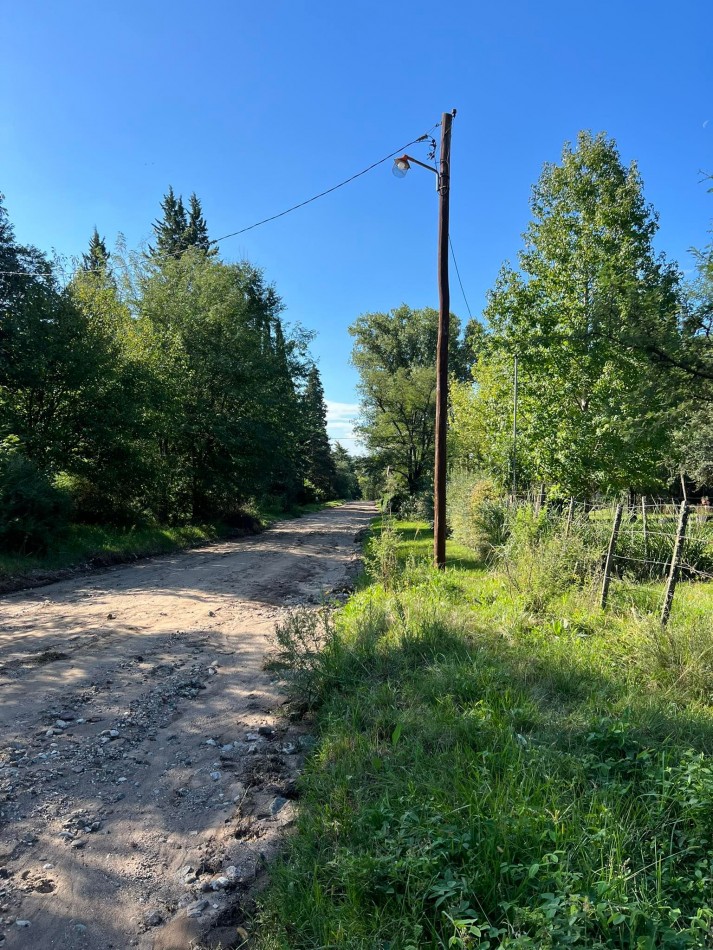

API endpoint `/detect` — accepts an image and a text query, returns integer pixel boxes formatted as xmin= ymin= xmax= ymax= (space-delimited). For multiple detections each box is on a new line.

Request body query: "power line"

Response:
xmin=211 ymin=124 xmax=441 ymax=245
xmin=1 ymin=122 xmax=442 ymax=277
xmin=448 ymin=235 xmax=472 ymax=320
xmin=0 ymin=270 xmax=58 ymax=278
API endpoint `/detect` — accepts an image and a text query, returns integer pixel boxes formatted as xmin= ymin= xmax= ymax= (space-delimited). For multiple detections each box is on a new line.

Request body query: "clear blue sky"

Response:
xmin=1 ymin=1 xmax=711 ymax=446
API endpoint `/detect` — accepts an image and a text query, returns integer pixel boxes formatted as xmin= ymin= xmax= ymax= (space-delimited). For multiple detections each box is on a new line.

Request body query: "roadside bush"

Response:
xmin=379 ymin=469 xmax=411 ymax=515
xmin=398 ymin=491 xmax=434 ymax=522
xmin=503 ymin=529 xmax=600 ymax=613
xmin=53 ymin=471 xmax=137 ymax=527
xmin=271 ymin=607 xmax=335 ymax=709
xmin=498 ymin=504 xmax=600 ymax=613
xmin=298 ymin=478 xmax=327 ymax=505
xmin=0 ymin=440 xmax=69 ymax=555
xmin=448 ymin=472 xmax=510 ymax=559
xmin=270 ymin=600 xmax=390 ymax=711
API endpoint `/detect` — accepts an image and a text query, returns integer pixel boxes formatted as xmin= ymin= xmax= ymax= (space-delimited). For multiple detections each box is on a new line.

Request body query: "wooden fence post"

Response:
xmin=565 ymin=496 xmax=575 ymax=537
xmin=641 ymin=495 xmax=648 ymax=560
xmin=600 ymin=504 xmax=623 ymax=610
xmin=661 ymin=501 xmax=690 ymax=627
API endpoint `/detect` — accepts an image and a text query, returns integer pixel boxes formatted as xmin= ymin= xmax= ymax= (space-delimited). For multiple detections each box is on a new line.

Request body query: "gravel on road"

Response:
xmin=0 ymin=501 xmax=375 ymax=950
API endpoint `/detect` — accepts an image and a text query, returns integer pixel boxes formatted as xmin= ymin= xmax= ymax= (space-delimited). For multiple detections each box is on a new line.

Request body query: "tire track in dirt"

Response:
xmin=0 ymin=502 xmax=375 ymax=949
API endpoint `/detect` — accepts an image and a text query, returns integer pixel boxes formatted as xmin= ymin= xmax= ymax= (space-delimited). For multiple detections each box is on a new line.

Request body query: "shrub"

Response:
xmin=271 ymin=607 xmax=334 ymax=709
xmin=504 ymin=529 xmax=600 ymax=613
xmin=0 ymin=439 xmax=70 ymax=555
xmin=299 ymin=478 xmax=327 ymax=505
xmin=448 ymin=472 xmax=510 ymax=559
xmin=398 ymin=491 xmax=434 ymax=522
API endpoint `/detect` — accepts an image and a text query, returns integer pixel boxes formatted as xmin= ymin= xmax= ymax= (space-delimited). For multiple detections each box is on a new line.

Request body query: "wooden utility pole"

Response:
xmin=661 ymin=501 xmax=689 ymax=626
xmin=433 ymin=110 xmax=454 ymax=569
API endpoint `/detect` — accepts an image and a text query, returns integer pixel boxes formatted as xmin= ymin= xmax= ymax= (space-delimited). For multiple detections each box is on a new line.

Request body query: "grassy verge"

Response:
xmin=255 ymin=518 xmax=713 ymax=949
xmin=0 ymin=500 xmax=346 ymax=589
xmin=259 ymin=498 xmax=346 ymax=525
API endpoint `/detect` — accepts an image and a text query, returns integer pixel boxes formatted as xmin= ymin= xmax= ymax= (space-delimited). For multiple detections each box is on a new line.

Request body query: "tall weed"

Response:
xmin=365 ymin=518 xmax=401 ymax=588
xmin=499 ymin=505 xmax=600 ymax=613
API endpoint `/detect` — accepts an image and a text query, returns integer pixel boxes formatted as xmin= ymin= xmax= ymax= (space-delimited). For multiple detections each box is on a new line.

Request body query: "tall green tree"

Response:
xmin=1 ymin=195 xmax=127 ymax=489
xmin=300 ymin=365 xmax=337 ymax=500
xmin=184 ymin=193 xmax=212 ymax=252
xmin=135 ymin=250 xmax=306 ymax=519
xmin=263 ymin=316 xmax=310 ymax=501
xmin=482 ymin=131 xmax=681 ymax=496
xmin=81 ymin=227 xmax=111 ymax=273
xmin=331 ymin=443 xmax=361 ymax=499
xmin=149 ymin=188 xmax=214 ymax=259
xmin=150 ymin=186 xmax=188 ymax=258
xmin=349 ymin=304 xmax=469 ymax=495
xmin=0 ymin=192 xmax=53 ymax=345
xmin=669 ymin=204 xmax=713 ymax=486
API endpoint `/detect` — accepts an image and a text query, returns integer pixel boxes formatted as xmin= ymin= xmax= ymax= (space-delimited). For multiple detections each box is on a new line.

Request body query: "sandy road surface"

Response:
xmin=0 ymin=501 xmax=375 ymax=950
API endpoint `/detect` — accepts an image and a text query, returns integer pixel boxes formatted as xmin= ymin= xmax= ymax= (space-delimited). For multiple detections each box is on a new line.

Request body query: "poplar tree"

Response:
xmin=349 ymin=305 xmax=468 ymax=496
xmin=484 ymin=131 xmax=681 ymax=495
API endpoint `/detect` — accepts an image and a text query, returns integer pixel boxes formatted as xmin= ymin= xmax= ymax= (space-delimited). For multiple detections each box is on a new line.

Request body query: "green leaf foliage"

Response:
xmin=350 ymin=304 xmax=470 ymax=497
xmin=478 ymin=132 xmax=683 ymax=496
xmin=0 ymin=190 xmax=347 ymax=549
xmin=0 ymin=438 xmax=69 ymax=555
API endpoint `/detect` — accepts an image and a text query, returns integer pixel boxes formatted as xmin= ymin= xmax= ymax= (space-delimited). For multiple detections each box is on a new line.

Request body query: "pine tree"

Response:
xmin=301 ymin=365 xmax=337 ymax=500
xmin=183 ymin=193 xmax=212 ymax=252
xmin=332 ymin=443 xmax=361 ymax=499
xmin=81 ymin=227 xmax=110 ymax=273
xmin=150 ymin=186 xmax=188 ymax=258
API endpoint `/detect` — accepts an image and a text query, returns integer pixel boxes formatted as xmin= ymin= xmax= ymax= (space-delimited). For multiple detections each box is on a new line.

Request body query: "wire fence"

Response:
xmin=507 ymin=495 xmax=713 ymax=624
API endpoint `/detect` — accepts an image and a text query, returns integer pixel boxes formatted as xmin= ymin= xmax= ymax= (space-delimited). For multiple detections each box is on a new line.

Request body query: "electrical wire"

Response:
xmin=448 ymin=235 xmax=473 ymax=320
xmin=210 ymin=124 xmax=442 ymax=245
xmin=1 ymin=121 xmax=443 ymax=275
xmin=0 ymin=270 xmax=57 ymax=278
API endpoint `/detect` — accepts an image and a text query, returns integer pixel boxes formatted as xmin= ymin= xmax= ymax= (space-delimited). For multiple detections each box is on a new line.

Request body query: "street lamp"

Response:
xmin=392 ymin=154 xmax=439 ymax=181
xmin=393 ymin=110 xmax=455 ymax=569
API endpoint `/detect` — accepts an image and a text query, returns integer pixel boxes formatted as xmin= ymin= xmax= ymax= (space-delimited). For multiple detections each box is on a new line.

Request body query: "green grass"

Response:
xmin=255 ymin=519 xmax=713 ymax=949
xmin=0 ymin=522 xmax=229 ymax=579
xmin=259 ymin=498 xmax=346 ymax=525
xmin=0 ymin=500 xmax=346 ymax=586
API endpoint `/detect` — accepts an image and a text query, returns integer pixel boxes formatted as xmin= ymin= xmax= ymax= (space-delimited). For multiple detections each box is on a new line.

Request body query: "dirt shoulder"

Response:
xmin=0 ymin=501 xmax=376 ymax=950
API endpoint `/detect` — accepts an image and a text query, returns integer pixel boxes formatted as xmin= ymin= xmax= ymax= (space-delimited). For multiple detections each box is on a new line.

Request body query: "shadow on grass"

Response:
xmin=256 ymin=573 xmax=713 ymax=949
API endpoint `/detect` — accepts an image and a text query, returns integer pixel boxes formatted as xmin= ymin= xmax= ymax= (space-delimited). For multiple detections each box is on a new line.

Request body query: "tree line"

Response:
xmin=0 ymin=189 xmax=359 ymax=553
xmin=352 ymin=131 xmax=712 ymax=505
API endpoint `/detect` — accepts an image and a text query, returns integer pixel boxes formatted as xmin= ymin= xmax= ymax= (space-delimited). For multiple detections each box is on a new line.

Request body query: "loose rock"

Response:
xmin=186 ymin=898 xmax=209 ymax=918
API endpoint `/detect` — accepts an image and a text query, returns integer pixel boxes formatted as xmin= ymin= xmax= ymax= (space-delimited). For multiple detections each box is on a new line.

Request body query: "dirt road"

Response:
xmin=0 ymin=501 xmax=375 ymax=950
